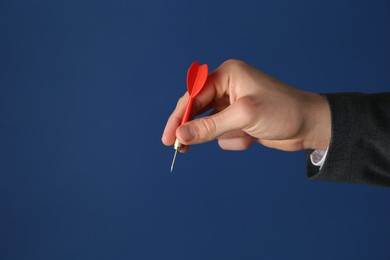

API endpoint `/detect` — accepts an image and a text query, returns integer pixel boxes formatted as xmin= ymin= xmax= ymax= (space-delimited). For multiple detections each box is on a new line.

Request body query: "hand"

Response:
xmin=162 ymin=60 xmax=331 ymax=152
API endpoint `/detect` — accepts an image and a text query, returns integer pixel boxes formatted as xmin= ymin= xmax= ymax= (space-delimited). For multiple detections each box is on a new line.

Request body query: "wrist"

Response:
xmin=302 ymin=93 xmax=331 ymax=150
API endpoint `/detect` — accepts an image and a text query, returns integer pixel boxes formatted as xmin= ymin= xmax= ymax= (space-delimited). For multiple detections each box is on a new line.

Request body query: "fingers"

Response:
xmin=161 ymin=93 xmax=190 ymax=146
xmin=176 ymin=98 xmax=253 ymax=145
xmin=218 ymin=129 xmax=248 ymax=139
xmin=162 ymin=64 xmax=230 ymax=146
xmin=161 ymin=93 xmax=210 ymax=147
xmin=217 ymin=130 xmax=254 ymax=150
xmin=190 ymin=66 xmax=229 ymax=114
xmin=218 ymin=135 xmax=254 ymax=150
xmin=257 ymin=139 xmax=304 ymax=152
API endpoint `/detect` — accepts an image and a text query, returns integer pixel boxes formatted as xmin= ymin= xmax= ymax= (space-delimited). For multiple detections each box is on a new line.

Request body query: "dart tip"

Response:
xmin=170 ymin=161 xmax=174 ymax=173
xmin=170 ymin=149 xmax=178 ymax=173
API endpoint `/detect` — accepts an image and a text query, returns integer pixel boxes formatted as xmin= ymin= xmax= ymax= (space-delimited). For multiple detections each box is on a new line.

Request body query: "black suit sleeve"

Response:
xmin=306 ymin=93 xmax=390 ymax=187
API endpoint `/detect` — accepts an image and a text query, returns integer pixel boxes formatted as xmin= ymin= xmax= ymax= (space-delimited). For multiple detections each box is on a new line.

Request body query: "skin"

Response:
xmin=162 ymin=59 xmax=331 ymax=153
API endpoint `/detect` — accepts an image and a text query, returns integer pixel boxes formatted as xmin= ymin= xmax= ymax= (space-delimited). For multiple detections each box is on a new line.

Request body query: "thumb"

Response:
xmin=176 ymin=99 xmax=253 ymax=145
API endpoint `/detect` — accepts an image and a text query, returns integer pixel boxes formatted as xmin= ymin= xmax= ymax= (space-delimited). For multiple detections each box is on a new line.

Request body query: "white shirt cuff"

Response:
xmin=310 ymin=148 xmax=328 ymax=169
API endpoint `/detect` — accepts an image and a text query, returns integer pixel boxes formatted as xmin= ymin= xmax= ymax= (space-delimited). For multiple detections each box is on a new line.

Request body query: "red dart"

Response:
xmin=171 ymin=61 xmax=209 ymax=172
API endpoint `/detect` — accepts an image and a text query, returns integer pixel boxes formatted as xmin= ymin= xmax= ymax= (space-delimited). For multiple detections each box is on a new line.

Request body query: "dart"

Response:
xmin=170 ymin=61 xmax=209 ymax=172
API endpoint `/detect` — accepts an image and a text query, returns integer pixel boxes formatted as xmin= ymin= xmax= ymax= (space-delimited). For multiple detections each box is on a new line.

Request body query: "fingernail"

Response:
xmin=179 ymin=126 xmax=195 ymax=141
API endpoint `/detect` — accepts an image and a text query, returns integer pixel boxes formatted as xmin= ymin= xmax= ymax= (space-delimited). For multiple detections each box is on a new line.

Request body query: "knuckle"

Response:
xmin=172 ymin=94 xmax=189 ymax=122
xmin=235 ymin=97 xmax=258 ymax=124
xmin=176 ymin=94 xmax=188 ymax=108
xmin=221 ymin=59 xmax=246 ymax=71
xmin=197 ymin=117 xmax=217 ymax=140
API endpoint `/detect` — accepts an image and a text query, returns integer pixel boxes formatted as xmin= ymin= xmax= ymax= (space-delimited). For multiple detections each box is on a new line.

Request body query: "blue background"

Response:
xmin=1 ymin=0 xmax=389 ymax=259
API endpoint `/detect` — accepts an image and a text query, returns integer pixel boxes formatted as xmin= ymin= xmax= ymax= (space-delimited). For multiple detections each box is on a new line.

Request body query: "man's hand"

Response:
xmin=162 ymin=60 xmax=331 ymax=152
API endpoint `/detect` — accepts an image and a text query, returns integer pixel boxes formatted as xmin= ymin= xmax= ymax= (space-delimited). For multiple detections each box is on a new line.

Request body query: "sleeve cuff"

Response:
xmin=310 ymin=148 xmax=328 ymax=169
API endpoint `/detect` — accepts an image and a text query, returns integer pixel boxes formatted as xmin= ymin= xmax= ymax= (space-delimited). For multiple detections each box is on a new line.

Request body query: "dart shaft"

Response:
xmin=181 ymin=97 xmax=194 ymax=125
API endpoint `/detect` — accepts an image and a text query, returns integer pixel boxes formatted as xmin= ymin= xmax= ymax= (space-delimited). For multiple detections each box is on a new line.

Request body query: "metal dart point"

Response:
xmin=170 ymin=139 xmax=182 ymax=173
